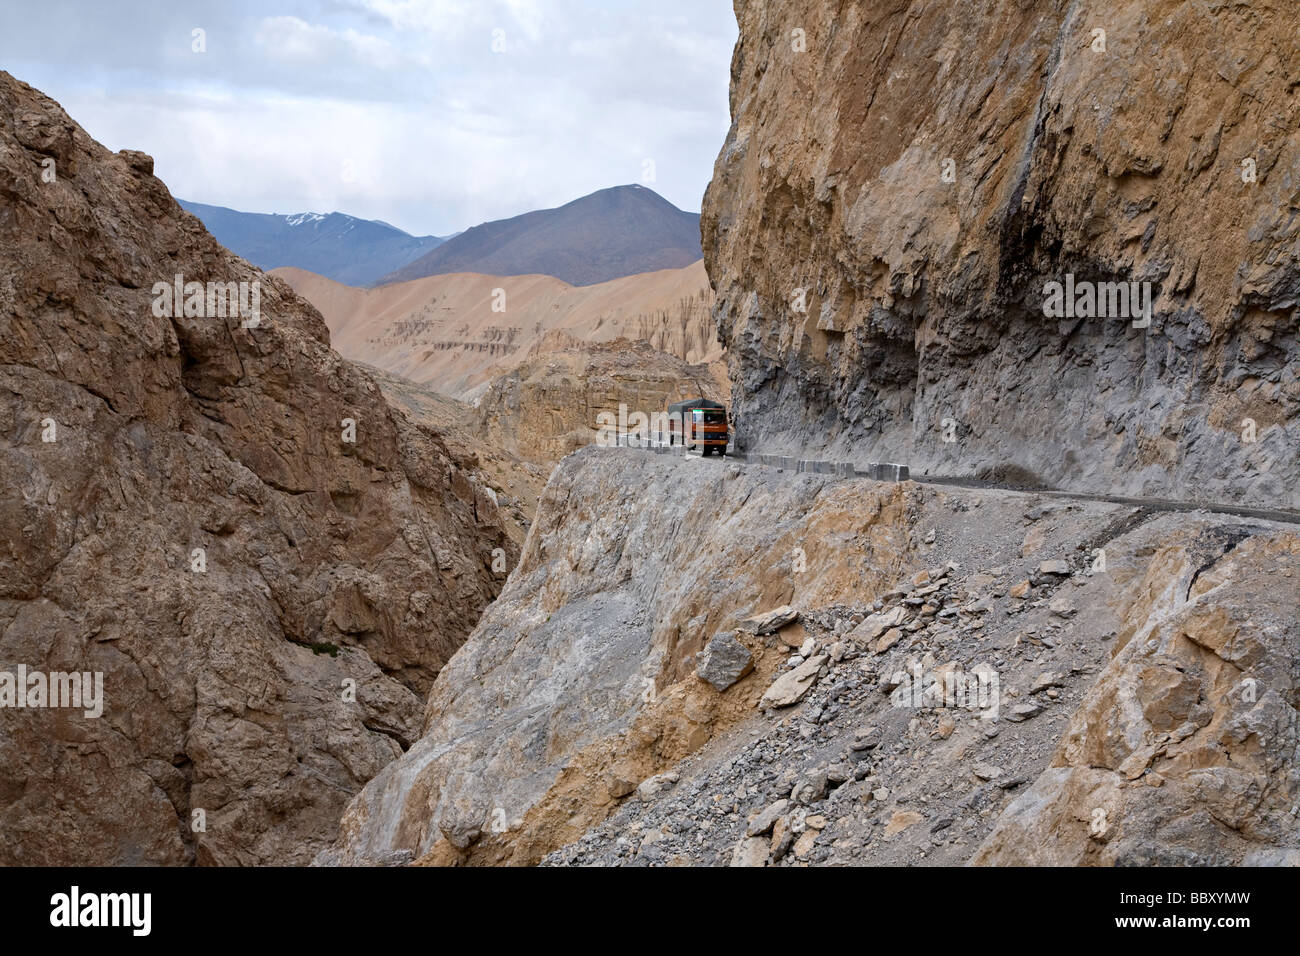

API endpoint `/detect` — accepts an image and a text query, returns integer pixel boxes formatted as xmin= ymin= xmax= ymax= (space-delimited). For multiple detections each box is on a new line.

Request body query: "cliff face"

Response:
xmin=0 ymin=73 xmax=515 ymax=864
xmin=326 ymin=447 xmax=1300 ymax=867
xmin=703 ymin=0 xmax=1299 ymax=508
xmin=973 ymin=526 xmax=1300 ymax=866
xmin=322 ymin=447 xmax=927 ymax=866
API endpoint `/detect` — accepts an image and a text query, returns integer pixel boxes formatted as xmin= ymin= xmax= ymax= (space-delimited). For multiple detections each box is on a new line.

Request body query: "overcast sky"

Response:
xmin=1 ymin=0 xmax=737 ymax=236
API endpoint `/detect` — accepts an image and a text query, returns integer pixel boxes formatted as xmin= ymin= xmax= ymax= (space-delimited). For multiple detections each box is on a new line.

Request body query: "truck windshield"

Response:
xmin=692 ymin=409 xmax=726 ymax=424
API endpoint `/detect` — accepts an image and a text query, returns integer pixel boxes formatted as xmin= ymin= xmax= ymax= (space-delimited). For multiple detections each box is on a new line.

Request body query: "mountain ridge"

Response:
xmin=178 ymin=199 xmax=446 ymax=287
xmin=378 ymin=184 xmax=703 ymax=287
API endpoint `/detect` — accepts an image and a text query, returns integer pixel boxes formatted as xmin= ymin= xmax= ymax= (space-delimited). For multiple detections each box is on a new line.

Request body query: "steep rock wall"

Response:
xmin=703 ymin=0 xmax=1299 ymax=508
xmin=324 ymin=447 xmax=1299 ymax=867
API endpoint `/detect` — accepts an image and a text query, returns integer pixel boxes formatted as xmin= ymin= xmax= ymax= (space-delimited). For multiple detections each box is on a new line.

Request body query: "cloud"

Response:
xmin=251 ymin=16 xmax=424 ymax=72
xmin=0 ymin=0 xmax=737 ymax=236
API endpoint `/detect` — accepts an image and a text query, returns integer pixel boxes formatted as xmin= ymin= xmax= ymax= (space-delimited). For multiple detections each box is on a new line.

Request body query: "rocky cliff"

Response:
xmin=324 ymin=447 xmax=1299 ymax=866
xmin=702 ymin=0 xmax=1299 ymax=509
xmin=0 ymin=73 xmax=515 ymax=865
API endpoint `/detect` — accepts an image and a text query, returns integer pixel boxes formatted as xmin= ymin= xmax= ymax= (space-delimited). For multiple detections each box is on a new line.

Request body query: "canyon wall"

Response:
xmin=0 ymin=73 xmax=515 ymax=865
xmin=702 ymin=0 xmax=1299 ymax=508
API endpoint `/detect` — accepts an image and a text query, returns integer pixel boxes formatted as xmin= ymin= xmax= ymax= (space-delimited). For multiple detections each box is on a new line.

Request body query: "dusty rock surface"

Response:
xmin=322 ymin=446 xmax=920 ymax=865
xmin=0 ymin=72 xmax=514 ymax=865
xmin=702 ymin=0 xmax=1299 ymax=509
xmin=974 ymin=527 xmax=1300 ymax=865
xmin=541 ymin=463 xmax=1298 ymax=866
xmin=325 ymin=447 xmax=1298 ymax=867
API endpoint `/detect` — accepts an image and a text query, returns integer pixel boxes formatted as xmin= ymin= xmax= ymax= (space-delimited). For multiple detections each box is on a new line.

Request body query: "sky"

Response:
xmin=0 ymin=0 xmax=737 ymax=237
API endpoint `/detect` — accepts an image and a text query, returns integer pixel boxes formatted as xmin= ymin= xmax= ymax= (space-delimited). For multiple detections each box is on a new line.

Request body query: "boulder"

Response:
xmin=696 ymin=631 xmax=755 ymax=691
xmin=760 ymin=655 xmax=827 ymax=709
xmin=739 ymin=605 xmax=800 ymax=635
xmin=850 ymin=606 xmax=906 ymax=644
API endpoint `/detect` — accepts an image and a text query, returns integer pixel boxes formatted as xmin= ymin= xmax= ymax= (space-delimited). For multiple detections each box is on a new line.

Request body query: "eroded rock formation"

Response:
xmin=325 ymin=446 xmax=1299 ymax=867
xmin=0 ymin=73 xmax=515 ymax=865
xmin=702 ymin=0 xmax=1299 ymax=508
xmin=277 ymin=261 xmax=719 ymax=402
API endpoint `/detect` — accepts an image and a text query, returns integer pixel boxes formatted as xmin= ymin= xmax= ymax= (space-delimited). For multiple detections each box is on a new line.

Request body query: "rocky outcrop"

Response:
xmin=0 ymin=73 xmax=515 ymax=865
xmin=973 ymin=528 xmax=1300 ymax=865
xmin=321 ymin=447 xmax=925 ymax=865
xmin=703 ymin=0 xmax=1299 ymax=509
xmin=475 ymin=338 xmax=728 ymax=466
xmin=324 ymin=442 xmax=1300 ymax=867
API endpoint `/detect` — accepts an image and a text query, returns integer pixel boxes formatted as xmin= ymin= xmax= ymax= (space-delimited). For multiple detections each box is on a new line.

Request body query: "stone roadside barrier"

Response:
xmin=779 ymin=457 xmax=910 ymax=482
xmin=620 ymin=440 xmax=909 ymax=483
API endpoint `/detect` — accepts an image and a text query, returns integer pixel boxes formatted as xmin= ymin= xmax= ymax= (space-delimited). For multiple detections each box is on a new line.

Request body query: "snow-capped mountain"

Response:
xmin=178 ymin=200 xmax=446 ymax=287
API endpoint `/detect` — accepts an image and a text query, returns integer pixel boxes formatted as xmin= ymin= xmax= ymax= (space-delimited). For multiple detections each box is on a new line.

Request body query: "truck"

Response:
xmin=666 ymin=397 xmax=729 ymax=456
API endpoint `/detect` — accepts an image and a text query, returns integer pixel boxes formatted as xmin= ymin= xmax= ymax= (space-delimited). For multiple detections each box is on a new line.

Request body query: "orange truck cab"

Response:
xmin=666 ymin=398 xmax=729 ymax=456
